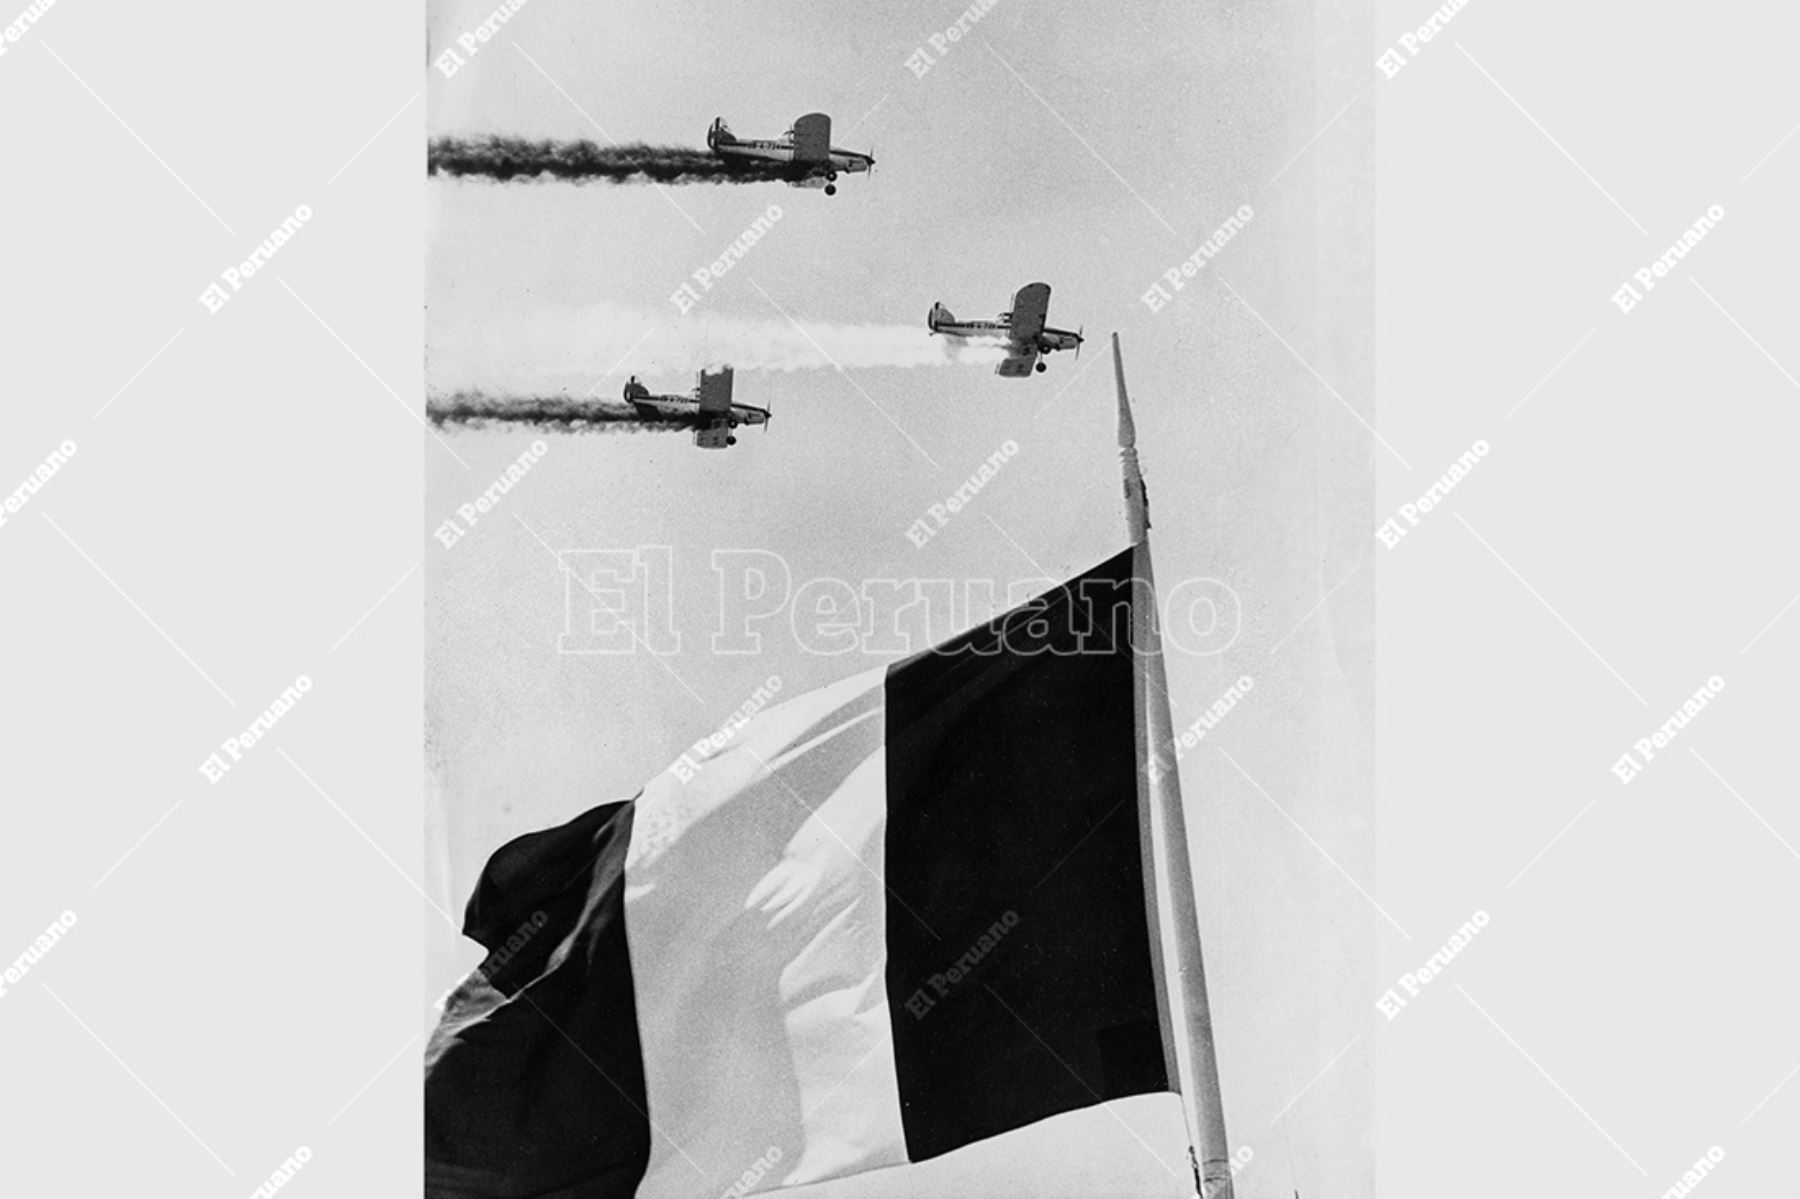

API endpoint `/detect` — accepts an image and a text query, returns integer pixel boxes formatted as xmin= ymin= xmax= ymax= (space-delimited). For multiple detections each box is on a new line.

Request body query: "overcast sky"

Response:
xmin=425 ymin=1 xmax=1373 ymax=1194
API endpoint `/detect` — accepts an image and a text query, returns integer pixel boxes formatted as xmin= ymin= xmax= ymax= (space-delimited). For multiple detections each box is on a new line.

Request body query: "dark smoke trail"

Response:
xmin=427 ymin=137 xmax=792 ymax=185
xmin=428 ymin=393 xmax=686 ymax=435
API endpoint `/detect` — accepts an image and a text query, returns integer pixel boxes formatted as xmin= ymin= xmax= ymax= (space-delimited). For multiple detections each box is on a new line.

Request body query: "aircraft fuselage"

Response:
xmin=929 ymin=317 xmax=1082 ymax=354
xmin=628 ymin=395 xmax=770 ymax=428
xmin=712 ymin=139 xmax=872 ymax=176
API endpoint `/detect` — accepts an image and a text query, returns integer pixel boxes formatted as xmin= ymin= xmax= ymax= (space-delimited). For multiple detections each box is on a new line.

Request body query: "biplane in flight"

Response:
xmin=707 ymin=112 xmax=874 ymax=195
xmin=623 ymin=368 xmax=769 ymax=449
xmin=927 ymin=282 xmax=1084 ymax=376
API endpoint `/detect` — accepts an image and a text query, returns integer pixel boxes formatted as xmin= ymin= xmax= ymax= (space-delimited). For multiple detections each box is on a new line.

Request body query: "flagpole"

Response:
xmin=1115 ymin=332 xmax=1233 ymax=1199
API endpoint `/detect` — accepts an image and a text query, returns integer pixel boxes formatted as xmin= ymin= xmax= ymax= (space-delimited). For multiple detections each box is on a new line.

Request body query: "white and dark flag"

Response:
xmin=425 ymin=546 xmax=1183 ymax=1198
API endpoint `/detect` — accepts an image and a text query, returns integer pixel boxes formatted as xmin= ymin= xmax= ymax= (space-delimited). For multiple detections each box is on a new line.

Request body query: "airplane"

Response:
xmin=927 ymin=281 xmax=1083 ymax=376
xmin=706 ymin=112 xmax=873 ymax=196
xmin=623 ymin=367 xmax=769 ymax=449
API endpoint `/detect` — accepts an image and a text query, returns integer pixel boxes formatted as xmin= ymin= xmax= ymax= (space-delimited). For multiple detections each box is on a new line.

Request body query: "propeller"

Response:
xmin=1076 ymin=325 xmax=1084 ymax=360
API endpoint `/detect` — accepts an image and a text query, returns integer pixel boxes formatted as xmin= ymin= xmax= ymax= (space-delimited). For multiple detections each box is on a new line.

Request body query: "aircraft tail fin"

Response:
xmin=927 ymin=302 xmax=955 ymax=332
xmin=622 ymin=376 xmax=649 ymax=401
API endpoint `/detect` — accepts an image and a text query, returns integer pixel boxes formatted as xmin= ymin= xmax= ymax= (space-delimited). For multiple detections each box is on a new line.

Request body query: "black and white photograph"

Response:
xmin=1 ymin=1 xmax=1795 ymax=1196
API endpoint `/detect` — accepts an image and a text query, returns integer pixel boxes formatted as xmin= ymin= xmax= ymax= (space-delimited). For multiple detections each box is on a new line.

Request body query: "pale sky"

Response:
xmin=425 ymin=1 xmax=1373 ymax=1194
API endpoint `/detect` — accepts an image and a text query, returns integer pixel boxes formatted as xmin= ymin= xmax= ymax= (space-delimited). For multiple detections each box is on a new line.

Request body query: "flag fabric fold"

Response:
xmin=426 ymin=546 xmax=1176 ymax=1198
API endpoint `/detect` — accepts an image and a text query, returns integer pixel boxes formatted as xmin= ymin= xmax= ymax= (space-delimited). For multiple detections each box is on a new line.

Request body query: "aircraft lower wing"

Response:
xmin=694 ymin=419 xmax=734 ymax=449
xmin=995 ymin=347 xmax=1039 ymax=377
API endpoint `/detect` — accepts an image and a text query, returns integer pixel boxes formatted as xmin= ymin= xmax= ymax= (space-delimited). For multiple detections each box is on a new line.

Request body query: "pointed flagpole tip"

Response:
xmin=1112 ymin=332 xmax=1136 ymax=449
xmin=1112 ymin=333 xmax=1148 ymax=540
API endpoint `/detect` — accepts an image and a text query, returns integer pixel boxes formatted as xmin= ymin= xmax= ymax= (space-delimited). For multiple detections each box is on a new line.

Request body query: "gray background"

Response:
xmin=3 ymin=2 xmax=1795 ymax=1198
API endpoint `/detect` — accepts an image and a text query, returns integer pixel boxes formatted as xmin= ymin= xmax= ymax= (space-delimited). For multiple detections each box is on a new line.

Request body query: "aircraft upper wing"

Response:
xmin=790 ymin=113 xmax=831 ymax=165
xmin=995 ymin=348 xmax=1039 ymax=377
xmin=697 ymin=367 xmax=733 ymax=415
xmin=1008 ymin=282 xmax=1051 ymax=340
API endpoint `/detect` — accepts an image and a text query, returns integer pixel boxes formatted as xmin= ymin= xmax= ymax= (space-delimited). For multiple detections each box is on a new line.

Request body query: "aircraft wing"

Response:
xmin=1008 ymin=282 xmax=1051 ymax=341
xmin=995 ymin=347 xmax=1039 ymax=377
xmin=790 ymin=113 xmax=831 ymax=166
xmin=696 ymin=367 xmax=733 ymax=415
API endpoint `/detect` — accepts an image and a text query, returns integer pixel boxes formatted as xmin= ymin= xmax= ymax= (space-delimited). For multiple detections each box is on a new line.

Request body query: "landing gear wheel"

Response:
xmin=824 ymin=184 xmax=837 ymax=196
xmin=727 ymin=436 xmax=737 ymax=446
xmin=1034 ymin=361 xmax=1047 ymax=373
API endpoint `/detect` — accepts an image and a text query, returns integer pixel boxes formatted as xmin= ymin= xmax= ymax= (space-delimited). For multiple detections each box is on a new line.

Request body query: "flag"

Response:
xmin=426 ymin=545 xmax=1183 ymax=1198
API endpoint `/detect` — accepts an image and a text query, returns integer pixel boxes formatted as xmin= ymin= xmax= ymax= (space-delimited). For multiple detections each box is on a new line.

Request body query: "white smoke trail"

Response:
xmin=427 ymin=302 xmax=1006 ymax=394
